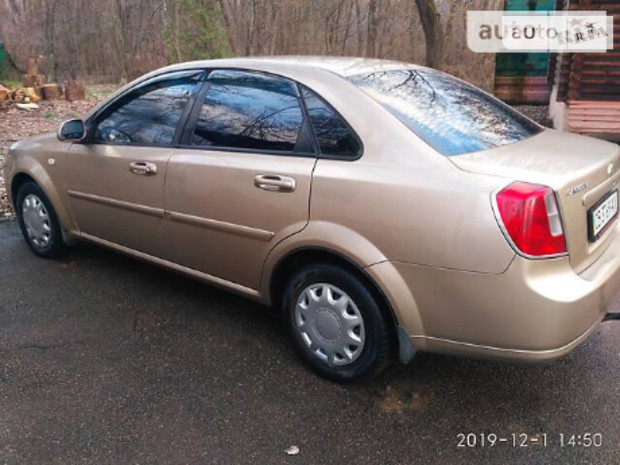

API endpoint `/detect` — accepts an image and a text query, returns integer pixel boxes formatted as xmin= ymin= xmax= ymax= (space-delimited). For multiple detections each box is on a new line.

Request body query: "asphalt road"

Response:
xmin=1 ymin=220 xmax=619 ymax=465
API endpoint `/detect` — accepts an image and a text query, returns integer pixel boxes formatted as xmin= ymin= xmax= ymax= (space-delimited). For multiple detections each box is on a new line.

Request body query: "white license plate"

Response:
xmin=589 ymin=190 xmax=619 ymax=242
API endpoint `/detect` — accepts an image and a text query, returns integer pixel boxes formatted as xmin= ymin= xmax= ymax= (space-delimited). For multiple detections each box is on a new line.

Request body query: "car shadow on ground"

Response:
xmin=63 ymin=239 xmax=613 ymax=414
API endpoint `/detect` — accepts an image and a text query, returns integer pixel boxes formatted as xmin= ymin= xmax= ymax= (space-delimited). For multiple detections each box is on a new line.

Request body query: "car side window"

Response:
xmin=191 ymin=70 xmax=304 ymax=152
xmin=300 ymin=86 xmax=361 ymax=158
xmin=92 ymin=74 xmax=200 ymax=146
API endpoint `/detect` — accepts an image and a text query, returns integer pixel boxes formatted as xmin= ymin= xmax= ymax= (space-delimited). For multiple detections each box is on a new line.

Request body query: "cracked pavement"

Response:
xmin=1 ymin=220 xmax=619 ymax=464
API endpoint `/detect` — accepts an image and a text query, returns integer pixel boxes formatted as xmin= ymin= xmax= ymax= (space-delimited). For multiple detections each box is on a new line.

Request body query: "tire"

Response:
xmin=16 ymin=181 xmax=67 ymax=259
xmin=282 ymin=263 xmax=393 ymax=383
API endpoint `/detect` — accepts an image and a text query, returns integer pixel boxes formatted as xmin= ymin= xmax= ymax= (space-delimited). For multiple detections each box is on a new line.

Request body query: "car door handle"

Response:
xmin=129 ymin=161 xmax=158 ymax=176
xmin=254 ymin=174 xmax=296 ymax=192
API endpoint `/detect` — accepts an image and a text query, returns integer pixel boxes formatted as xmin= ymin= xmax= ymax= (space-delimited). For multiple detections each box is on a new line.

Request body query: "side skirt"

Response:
xmin=79 ymin=232 xmax=263 ymax=302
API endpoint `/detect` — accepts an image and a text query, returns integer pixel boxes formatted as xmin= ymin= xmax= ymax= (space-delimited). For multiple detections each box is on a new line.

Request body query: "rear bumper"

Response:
xmin=368 ymin=226 xmax=620 ymax=362
xmin=412 ymin=317 xmax=602 ymax=363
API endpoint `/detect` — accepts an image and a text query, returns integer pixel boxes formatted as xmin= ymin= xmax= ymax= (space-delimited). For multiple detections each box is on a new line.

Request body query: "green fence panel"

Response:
xmin=0 ymin=41 xmax=6 ymax=80
xmin=496 ymin=0 xmax=554 ymax=77
xmin=504 ymin=0 xmax=554 ymax=11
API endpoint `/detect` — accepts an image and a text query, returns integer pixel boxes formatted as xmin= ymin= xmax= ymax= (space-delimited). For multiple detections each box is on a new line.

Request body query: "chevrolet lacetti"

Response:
xmin=5 ymin=57 xmax=620 ymax=382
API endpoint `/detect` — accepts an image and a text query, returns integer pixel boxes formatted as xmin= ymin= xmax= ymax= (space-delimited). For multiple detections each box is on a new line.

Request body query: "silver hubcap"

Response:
xmin=22 ymin=194 xmax=51 ymax=249
xmin=295 ymin=283 xmax=366 ymax=367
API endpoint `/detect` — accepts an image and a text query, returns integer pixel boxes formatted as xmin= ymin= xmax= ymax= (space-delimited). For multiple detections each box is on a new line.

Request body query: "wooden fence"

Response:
xmin=556 ymin=0 xmax=620 ymax=135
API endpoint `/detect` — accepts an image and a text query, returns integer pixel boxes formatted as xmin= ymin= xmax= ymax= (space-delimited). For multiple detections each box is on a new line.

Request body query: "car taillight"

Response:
xmin=495 ymin=182 xmax=567 ymax=257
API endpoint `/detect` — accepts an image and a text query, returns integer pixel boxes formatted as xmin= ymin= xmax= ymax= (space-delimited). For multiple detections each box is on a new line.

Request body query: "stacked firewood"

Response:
xmin=0 ymin=56 xmax=86 ymax=105
xmin=0 ymin=84 xmax=13 ymax=102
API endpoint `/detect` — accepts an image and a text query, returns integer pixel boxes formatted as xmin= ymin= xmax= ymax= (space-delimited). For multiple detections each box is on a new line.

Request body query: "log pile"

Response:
xmin=0 ymin=85 xmax=10 ymax=101
xmin=21 ymin=57 xmax=45 ymax=102
xmin=13 ymin=87 xmax=39 ymax=103
xmin=0 ymin=86 xmax=41 ymax=105
xmin=0 ymin=56 xmax=86 ymax=106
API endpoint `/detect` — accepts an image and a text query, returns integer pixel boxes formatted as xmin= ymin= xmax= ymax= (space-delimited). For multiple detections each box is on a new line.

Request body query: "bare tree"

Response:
xmin=366 ymin=0 xmax=378 ymax=57
xmin=414 ymin=0 xmax=442 ymax=68
xmin=0 ymin=0 xmax=496 ymax=89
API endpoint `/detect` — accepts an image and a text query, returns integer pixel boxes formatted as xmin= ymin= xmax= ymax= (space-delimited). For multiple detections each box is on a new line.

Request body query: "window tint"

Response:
xmin=347 ymin=69 xmax=542 ymax=156
xmin=301 ymin=87 xmax=361 ymax=158
xmin=192 ymin=70 xmax=304 ymax=152
xmin=93 ymin=75 xmax=199 ymax=146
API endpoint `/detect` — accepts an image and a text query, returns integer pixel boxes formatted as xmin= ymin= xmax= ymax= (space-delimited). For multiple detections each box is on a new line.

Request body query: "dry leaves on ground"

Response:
xmin=0 ymin=85 xmax=116 ymax=217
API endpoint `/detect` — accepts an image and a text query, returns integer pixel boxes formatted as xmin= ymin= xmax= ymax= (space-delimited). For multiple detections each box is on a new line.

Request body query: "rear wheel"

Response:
xmin=16 ymin=181 xmax=67 ymax=259
xmin=282 ymin=263 xmax=393 ymax=383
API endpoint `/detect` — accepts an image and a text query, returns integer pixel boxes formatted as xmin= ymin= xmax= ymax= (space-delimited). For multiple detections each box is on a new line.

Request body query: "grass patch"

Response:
xmin=1 ymin=80 xmax=21 ymax=90
xmin=87 ymin=88 xmax=114 ymax=98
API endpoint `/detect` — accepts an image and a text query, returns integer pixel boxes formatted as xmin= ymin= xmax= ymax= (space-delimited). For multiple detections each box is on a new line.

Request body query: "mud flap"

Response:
xmin=397 ymin=325 xmax=417 ymax=364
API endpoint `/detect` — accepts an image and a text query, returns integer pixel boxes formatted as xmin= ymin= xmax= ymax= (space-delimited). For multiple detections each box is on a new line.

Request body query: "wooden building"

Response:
xmin=493 ymin=0 xmax=620 ymax=141
xmin=494 ymin=0 xmax=556 ymax=104
xmin=554 ymin=0 xmax=620 ymax=139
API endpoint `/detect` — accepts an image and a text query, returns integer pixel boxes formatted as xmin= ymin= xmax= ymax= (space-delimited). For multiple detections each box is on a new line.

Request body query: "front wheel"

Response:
xmin=16 ymin=181 xmax=67 ymax=259
xmin=282 ymin=263 xmax=393 ymax=383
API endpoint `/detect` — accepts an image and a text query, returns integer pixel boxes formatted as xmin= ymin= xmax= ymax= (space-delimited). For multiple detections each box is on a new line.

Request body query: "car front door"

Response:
xmin=66 ymin=71 xmax=203 ymax=259
xmin=165 ymin=69 xmax=317 ymax=290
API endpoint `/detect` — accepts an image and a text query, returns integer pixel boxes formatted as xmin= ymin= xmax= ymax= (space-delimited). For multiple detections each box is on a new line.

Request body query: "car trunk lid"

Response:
xmin=450 ymin=129 xmax=620 ymax=273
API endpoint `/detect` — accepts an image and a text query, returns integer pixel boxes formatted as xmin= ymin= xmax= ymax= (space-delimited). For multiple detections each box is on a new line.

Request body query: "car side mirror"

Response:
xmin=57 ymin=119 xmax=86 ymax=142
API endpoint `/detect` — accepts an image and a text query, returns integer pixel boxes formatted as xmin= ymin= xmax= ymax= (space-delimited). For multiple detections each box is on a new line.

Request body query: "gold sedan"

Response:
xmin=5 ymin=57 xmax=620 ymax=382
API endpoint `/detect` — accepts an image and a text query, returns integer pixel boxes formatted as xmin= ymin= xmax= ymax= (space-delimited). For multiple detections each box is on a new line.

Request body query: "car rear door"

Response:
xmin=66 ymin=71 xmax=204 ymax=259
xmin=165 ymin=69 xmax=317 ymax=290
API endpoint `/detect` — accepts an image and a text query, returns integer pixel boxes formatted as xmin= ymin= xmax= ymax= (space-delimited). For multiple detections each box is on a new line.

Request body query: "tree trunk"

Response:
xmin=22 ymin=70 xmax=45 ymax=89
xmin=366 ymin=0 xmax=378 ymax=57
xmin=354 ymin=0 xmax=363 ymax=56
xmin=45 ymin=0 xmax=58 ymax=82
xmin=217 ymin=0 xmax=241 ymax=55
xmin=26 ymin=58 xmax=38 ymax=76
xmin=414 ymin=0 xmax=443 ymax=69
xmin=172 ymin=0 xmax=182 ymax=61
xmin=246 ymin=0 xmax=258 ymax=56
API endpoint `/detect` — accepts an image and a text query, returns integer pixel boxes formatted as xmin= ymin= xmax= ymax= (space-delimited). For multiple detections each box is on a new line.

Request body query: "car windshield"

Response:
xmin=347 ymin=68 xmax=543 ymax=156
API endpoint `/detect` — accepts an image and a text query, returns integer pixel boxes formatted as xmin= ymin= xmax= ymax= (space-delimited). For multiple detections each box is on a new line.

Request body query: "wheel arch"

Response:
xmin=10 ymin=167 xmax=75 ymax=233
xmin=267 ymin=246 xmax=414 ymax=361
xmin=10 ymin=172 xmax=37 ymax=205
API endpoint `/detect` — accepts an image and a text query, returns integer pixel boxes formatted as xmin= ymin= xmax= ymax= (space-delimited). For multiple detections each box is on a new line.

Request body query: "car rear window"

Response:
xmin=346 ymin=69 xmax=543 ymax=156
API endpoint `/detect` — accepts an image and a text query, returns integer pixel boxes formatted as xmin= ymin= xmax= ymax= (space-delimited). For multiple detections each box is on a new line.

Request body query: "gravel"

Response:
xmin=513 ymin=105 xmax=553 ymax=128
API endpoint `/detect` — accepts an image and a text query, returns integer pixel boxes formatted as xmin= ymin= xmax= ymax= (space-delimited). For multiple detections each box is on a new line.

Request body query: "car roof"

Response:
xmin=161 ymin=56 xmax=426 ymax=78
xmin=87 ymin=56 xmax=430 ymax=126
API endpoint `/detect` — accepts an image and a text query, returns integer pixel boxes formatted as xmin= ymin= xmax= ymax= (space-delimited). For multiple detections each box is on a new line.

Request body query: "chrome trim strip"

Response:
xmin=167 ymin=211 xmax=274 ymax=242
xmin=79 ymin=232 xmax=261 ymax=300
xmin=67 ymin=190 xmax=165 ymax=218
